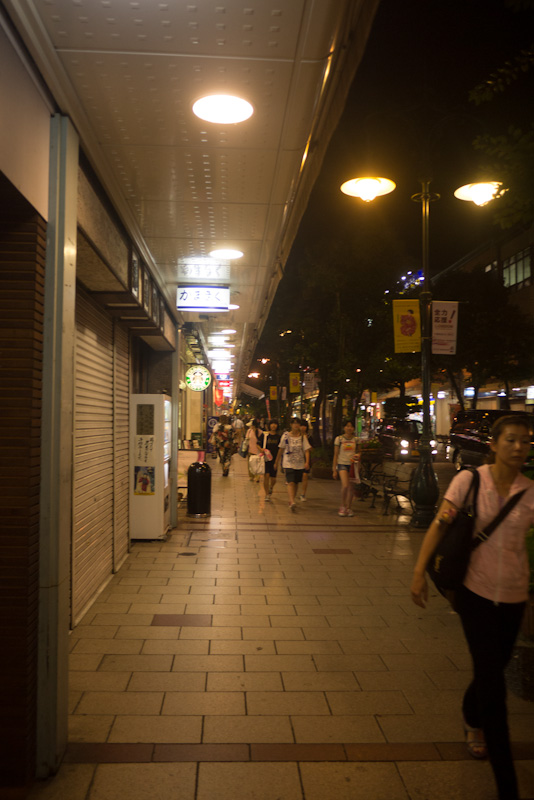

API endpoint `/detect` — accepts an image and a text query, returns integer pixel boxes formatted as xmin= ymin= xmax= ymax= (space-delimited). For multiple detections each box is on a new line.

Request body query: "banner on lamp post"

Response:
xmin=289 ymin=372 xmax=300 ymax=393
xmin=270 ymin=386 xmax=278 ymax=400
xmin=393 ymin=300 xmax=421 ymax=353
xmin=432 ymin=301 xmax=458 ymax=354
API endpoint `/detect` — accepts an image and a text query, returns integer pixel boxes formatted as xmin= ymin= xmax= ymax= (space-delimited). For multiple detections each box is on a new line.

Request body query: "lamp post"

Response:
xmin=341 ymin=176 xmax=502 ymax=527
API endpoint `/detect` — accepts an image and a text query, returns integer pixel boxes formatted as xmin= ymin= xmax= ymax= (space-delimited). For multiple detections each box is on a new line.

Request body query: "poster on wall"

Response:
xmin=134 ymin=466 xmax=155 ymax=495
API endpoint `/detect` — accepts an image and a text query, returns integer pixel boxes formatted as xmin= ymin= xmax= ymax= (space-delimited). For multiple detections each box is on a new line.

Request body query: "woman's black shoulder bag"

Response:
xmin=427 ymin=469 xmax=526 ymax=595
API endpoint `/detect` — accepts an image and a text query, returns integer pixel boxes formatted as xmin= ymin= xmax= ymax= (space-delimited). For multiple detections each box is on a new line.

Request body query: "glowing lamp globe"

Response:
xmin=340 ymin=177 xmax=396 ymax=202
xmin=454 ymin=182 xmax=502 ymax=206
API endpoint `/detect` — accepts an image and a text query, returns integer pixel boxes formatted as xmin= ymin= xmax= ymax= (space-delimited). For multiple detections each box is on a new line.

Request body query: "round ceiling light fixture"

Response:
xmin=209 ymin=248 xmax=244 ymax=260
xmin=192 ymin=95 xmax=253 ymax=124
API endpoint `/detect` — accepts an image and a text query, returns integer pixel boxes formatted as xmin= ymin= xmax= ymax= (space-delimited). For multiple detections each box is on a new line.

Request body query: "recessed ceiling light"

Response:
xmin=221 ymin=329 xmax=236 ymax=334
xmin=192 ymin=95 xmax=253 ymax=124
xmin=209 ymin=248 xmax=244 ymax=260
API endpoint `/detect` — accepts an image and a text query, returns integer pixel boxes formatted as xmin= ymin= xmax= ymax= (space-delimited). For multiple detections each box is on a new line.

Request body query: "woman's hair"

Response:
xmin=219 ymin=414 xmax=229 ymax=425
xmin=486 ymin=414 xmax=532 ymax=463
xmin=300 ymin=419 xmax=309 ymax=431
xmin=269 ymin=418 xmax=279 ymax=429
xmin=290 ymin=416 xmax=302 ymax=426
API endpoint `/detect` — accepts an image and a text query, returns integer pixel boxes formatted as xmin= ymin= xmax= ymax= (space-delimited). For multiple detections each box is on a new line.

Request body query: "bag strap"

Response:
xmin=472 ymin=488 xmax=527 ymax=550
xmin=461 ymin=468 xmax=480 ymax=512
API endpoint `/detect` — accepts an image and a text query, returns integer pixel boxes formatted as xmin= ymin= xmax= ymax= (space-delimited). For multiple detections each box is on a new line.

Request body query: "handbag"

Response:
xmin=428 ymin=469 xmax=526 ymax=595
xmin=239 ymin=437 xmax=249 ymax=459
xmin=248 ymin=453 xmax=265 ymax=475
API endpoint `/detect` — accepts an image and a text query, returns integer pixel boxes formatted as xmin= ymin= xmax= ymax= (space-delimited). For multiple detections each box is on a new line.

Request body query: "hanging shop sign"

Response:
xmin=289 ymin=372 xmax=300 ymax=393
xmin=393 ymin=300 xmax=421 ymax=353
xmin=185 ymin=365 xmax=212 ymax=392
xmin=431 ymin=301 xmax=458 ymax=355
xmin=178 ymin=262 xmax=231 ymax=282
xmin=177 ymin=285 xmax=230 ymax=312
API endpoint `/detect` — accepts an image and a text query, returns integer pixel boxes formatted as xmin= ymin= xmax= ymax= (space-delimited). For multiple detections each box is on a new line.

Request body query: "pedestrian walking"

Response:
xmin=298 ymin=419 xmax=314 ymax=501
xmin=275 ymin=417 xmax=311 ymax=512
xmin=210 ymin=414 xmax=235 ymax=477
xmin=232 ymin=415 xmax=245 ymax=449
xmin=262 ymin=419 xmax=281 ymax=499
xmin=410 ymin=415 xmax=534 ymax=800
xmin=246 ymin=417 xmax=265 ymax=482
xmin=332 ymin=420 xmax=358 ymax=516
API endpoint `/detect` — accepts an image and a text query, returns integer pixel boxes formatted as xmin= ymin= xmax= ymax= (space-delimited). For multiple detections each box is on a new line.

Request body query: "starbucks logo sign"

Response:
xmin=185 ymin=366 xmax=211 ymax=392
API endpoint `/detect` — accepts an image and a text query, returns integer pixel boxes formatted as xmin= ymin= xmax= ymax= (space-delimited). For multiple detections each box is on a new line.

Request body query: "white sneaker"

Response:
xmin=299 ymin=495 xmax=307 ymax=502
xmin=345 ymin=509 xmax=355 ymax=517
xmin=338 ymin=507 xmax=347 ymax=517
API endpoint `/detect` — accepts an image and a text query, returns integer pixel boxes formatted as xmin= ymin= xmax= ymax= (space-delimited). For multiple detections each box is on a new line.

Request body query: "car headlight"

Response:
xmin=430 ymin=439 xmax=437 ymax=447
xmin=400 ymin=449 xmax=409 ymax=455
xmin=400 ymin=439 xmax=409 ymax=447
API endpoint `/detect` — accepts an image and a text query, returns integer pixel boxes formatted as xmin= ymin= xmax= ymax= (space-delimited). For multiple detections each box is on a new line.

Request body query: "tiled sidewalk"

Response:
xmin=29 ymin=456 xmax=534 ymax=799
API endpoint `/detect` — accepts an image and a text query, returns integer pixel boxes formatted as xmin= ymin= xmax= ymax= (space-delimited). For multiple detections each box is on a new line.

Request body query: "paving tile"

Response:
xmin=153 ymin=744 xmax=249 ymax=762
xmin=345 ymin=743 xmax=441 ymax=761
xmin=70 ymin=626 xmax=120 ymax=640
xmin=209 ymin=641 xmax=276 ymax=655
xmin=397 ymin=761 xmax=497 ymax=800
xmin=197 ymin=763 xmax=302 ymax=800
xmin=251 ymin=743 xmax=346 ymax=761
xmin=313 ymin=654 xmax=386 ymax=672
xmin=151 ymin=613 xmax=212 ymax=626
xmin=68 ymin=715 xmax=114 ymax=743
xmin=242 ymin=627 xmax=304 ymax=641
xmin=171 ymin=654 xmax=244 ymax=672
xmin=75 ymin=692 xmax=164 ymax=716
xmin=108 ymin=715 xmax=202 ymax=744
xmin=292 ymin=715 xmax=385 ymax=743
xmin=141 ymin=640 xmax=209 ymax=654
xmin=99 ymin=655 xmax=173 ymax=672
xmin=26 ymin=764 xmax=96 ymax=800
xmin=202 ymin=715 xmax=294 ymax=744
xmin=211 ymin=615 xmax=271 ymax=627
xmin=115 ymin=626 xmax=181 ymax=640
xmin=246 ymin=691 xmax=330 ymax=715
xmin=326 ymin=690 xmax=413 ymax=715
xmin=300 ymin=762 xmax=409 ymax=800
xmin=162 ymin=691 xmax=245 ymax=715
xmin=69 ymin=654 xmax=104 ymax=671
xmin=89 ymin=763 xmax=197 ymax=800
xmin=178 ymin=626 xmax=243 ymax=640
xmin=206 ymin=672 xmax=284 ymax=692
xmin=281 ymin=672 xmax=361 ymax=692
xmin=69 ymin=672 xmax=131 ymax=692
xmin=275 ymin=641 xmax=343 ymax=655
xmin=72 ymin=640 xmax=144 ymax=655
xmin=127 ymin=672 xmax=206 ymax=692
xmin=244 ymin=654 xmax=316 ymax=672
xmin=65 ymin=743 xmax=154 ymax=763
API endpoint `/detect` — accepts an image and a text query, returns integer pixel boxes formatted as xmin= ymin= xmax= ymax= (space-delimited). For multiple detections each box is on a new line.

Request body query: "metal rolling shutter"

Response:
xmin=73 ymin=291 xmax=114 ymax=623
xmin=113 ymin=320 xmax=130 ymax=569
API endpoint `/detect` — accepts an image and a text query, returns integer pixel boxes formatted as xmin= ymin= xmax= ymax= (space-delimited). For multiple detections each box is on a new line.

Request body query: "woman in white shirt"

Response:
xmin=332 ymin=420 xmax=358 ymax=516
xmin=275 ymin=417 xmax=311 ymax=512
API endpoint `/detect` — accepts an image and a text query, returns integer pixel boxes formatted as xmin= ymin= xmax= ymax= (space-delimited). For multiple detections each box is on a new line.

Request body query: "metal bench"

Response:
xmin=381 ymin=461 xmax=416 ymax=515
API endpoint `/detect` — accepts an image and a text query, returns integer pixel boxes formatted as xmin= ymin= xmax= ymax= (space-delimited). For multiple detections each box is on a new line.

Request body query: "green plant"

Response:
xmin=311 ymin=445 xmax=334 ymax=468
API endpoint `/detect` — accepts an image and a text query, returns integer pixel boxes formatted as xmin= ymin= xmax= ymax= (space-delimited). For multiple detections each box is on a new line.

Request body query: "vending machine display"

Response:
xmin=130 ymin=394 xmax=172 ymax=539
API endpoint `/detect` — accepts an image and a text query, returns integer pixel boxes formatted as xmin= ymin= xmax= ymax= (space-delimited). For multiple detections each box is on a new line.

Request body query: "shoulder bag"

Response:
xmin=427 ymin=469 xmax=526 ymax=595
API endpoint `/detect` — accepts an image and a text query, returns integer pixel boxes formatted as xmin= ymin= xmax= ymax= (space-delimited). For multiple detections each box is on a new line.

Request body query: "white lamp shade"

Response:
xmin=193 ymin=95 xmax=253 ymax=124
xmin=454 ymin=182 xmax=502 ymax=206
xmin=340 ymin=177 xmax=396 ymax=202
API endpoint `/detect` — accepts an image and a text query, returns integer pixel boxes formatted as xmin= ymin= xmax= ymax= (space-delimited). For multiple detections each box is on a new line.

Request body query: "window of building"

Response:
xmin=503 ymin=248 xmax=531 ymax=289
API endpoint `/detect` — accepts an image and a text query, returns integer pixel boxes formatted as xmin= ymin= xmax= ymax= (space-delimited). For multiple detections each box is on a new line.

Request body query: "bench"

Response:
xmin=357 ymin=459 xmax=384 ymax=508
xmin=381 ymin=461 xmax=416 ymax=515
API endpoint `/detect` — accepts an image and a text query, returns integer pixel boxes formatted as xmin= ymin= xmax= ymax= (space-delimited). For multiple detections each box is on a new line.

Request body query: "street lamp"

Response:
xmin=341 ymin=176 xmax=501 ymax=527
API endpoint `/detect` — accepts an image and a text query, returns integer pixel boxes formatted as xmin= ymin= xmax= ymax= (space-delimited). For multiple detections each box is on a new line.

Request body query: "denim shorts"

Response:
xmin=337 ymin=464 xmax=350 ymax=472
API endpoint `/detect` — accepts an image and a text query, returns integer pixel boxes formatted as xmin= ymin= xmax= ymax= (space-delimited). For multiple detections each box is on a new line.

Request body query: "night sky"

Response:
xmin=290 ymin=0 xmax=534 ymax=280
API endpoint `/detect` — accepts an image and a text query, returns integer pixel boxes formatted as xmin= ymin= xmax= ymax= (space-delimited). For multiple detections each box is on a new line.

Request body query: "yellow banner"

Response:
xmin=270 ymin=385 xmax=278 ymax=400
xmin=289 ymin=372 xmax=300 ymax=393
xmin=393 ymin=300 xmax=421 ymax=353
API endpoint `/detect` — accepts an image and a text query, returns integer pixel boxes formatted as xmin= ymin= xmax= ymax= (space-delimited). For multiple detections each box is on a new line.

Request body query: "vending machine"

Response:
xmin=130 ymin=394 xmax=172 ymax=539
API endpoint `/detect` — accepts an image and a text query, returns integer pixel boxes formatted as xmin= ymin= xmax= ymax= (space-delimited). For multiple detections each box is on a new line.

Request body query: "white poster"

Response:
xmin=432 ymin=301 xmax=458 ymax=355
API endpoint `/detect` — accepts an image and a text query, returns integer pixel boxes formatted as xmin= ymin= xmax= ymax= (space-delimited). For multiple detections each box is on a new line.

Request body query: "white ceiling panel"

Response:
xmin=4 ymin=0 xmax=379 ymax=390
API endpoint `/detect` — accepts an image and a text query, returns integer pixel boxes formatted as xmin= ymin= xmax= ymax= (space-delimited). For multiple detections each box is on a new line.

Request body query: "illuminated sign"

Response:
xmin=178 ymin=262 xmax=230 ymax=282
xmin=185 ymin=366 xmax=212 ymax=392
xmin=177 ymin=286 xmax=230 ymax=312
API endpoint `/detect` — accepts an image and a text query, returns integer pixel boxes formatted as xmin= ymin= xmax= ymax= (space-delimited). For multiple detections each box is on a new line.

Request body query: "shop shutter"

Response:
xmin=113 ymin=320 xmax=130 ymax=569
xmin=72 ymin=291 xmax=114 ymax=623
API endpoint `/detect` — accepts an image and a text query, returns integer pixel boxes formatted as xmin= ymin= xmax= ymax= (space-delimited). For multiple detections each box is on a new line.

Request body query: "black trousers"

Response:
xmin=455 ymin=586 xmax=525 ymax=800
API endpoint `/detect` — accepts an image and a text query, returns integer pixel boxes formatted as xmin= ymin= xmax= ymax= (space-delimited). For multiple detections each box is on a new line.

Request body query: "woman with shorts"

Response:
xmin=298 ymin=419 xmax=314 ymax=502
xmin=275 ymin=417 xmax=311 ymax=512
xmin=332 ymin=420 xmax=358 ymax=516
xmin=263 ymin=419 xmax=281 ymax=500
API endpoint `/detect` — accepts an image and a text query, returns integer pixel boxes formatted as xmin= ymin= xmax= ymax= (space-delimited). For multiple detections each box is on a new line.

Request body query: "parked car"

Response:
xmin=376 ymin=418 xmax=438 ymax=461
xmin=446 ymin=409 xmax=534 ymax=471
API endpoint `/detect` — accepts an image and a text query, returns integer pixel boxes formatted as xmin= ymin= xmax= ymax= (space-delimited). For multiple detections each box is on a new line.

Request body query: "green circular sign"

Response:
xmin=185 ymin=366 xmax=211 ymax=392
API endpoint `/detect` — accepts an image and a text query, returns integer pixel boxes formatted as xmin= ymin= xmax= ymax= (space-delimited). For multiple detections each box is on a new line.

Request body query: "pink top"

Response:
xmin=444 ymin=464 xmax=534 ymax=603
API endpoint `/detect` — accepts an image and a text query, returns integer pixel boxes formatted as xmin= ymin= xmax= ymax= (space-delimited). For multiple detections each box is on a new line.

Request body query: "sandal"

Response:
xmin=463 ymin=719 xmax=488 ymax=760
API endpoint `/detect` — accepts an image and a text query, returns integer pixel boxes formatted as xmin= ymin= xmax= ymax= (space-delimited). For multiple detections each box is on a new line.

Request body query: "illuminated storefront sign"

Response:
xmin=177 ymin=286 xmax=230 ymax=312
xmin=185 ymin=366 xmax=212 ymax=392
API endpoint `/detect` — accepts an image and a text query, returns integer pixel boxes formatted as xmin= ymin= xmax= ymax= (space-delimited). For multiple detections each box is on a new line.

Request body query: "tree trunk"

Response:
xmin=446 ymin=367 xmax=465 ymax=412
xmin=313 ymin=379 xmax=325 ymax=446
